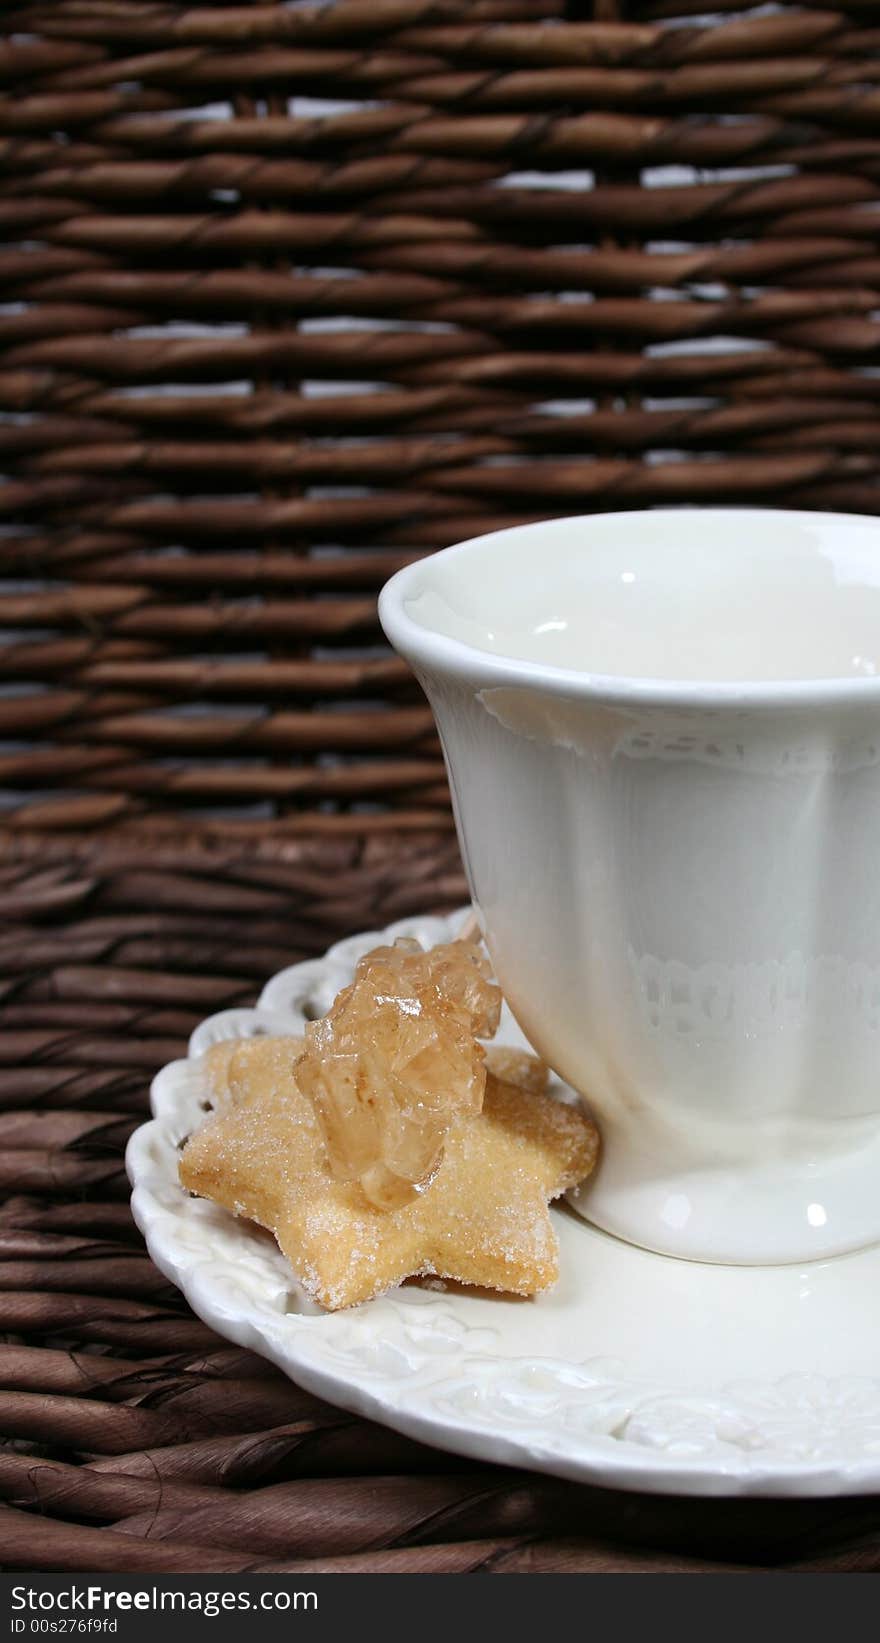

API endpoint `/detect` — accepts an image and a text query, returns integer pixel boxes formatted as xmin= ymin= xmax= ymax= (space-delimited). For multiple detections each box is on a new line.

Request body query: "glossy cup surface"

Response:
xmin=379 ymin=509 xmax=880 ymax=1263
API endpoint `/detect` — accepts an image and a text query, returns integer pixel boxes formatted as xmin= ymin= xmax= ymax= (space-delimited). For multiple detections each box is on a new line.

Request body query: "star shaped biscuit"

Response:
xmin=179 ymin=1035 xmax=599 ymax=1311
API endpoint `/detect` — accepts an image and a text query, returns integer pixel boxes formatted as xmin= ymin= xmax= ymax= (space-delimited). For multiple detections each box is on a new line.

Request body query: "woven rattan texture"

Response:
xmin=0 ymin=832 xmax=878 ymax=1574
xmin=3 ymin=0 xmax=880 ymax=836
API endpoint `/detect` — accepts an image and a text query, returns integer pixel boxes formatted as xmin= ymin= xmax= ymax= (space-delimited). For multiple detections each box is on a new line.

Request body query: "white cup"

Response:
xmin=380 ymin=508 xmax=880 ymax=1265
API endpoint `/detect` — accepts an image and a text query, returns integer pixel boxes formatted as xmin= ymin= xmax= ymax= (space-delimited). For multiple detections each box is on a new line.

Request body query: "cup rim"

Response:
xmin=378 ymin=505 xmax=880 ymax=709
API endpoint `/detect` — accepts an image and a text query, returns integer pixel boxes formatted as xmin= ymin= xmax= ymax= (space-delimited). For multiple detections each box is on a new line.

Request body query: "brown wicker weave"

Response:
xmin=3 ymin=0 xmax=880 ymax=835
xmin=3 ymin=832 xmax=880 ymax=1574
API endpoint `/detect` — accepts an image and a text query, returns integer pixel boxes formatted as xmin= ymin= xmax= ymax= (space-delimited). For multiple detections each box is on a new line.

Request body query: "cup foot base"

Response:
xmin=567 ymin=1135 xmax=880 ymax=1266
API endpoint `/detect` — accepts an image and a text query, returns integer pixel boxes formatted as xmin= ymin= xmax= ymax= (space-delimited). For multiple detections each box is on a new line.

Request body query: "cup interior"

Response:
xmin=398 ymin=509 xmax=880 ymax=685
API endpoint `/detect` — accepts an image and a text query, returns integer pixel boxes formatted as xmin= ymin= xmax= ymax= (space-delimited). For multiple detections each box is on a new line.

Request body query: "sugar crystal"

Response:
xmin=293 ymin=936 xmax=501 ymax=1210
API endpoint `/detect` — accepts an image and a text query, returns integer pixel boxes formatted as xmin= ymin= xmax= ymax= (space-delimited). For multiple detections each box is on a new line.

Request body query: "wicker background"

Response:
xmin=3 ymin=0 xmax=880 ymax=836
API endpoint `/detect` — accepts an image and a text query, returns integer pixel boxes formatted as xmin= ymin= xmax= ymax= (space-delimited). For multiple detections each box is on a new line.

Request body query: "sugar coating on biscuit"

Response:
xmin=483 ymin=1045 xmax=549 ymax=1094
xmin=203 ymin=1035 xmax=304 ymax=1113
xmin=180 ymin=1036 xmax=598 ymax=1311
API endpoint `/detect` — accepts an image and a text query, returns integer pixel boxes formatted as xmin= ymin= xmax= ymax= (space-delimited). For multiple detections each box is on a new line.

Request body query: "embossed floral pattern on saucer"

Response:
xmin=127 ymin=910 xmax=880 ymax=1498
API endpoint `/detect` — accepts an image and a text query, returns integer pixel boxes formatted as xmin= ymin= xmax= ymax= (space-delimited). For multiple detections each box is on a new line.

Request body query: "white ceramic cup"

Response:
xmin=380 ymin=508 xmax=880 ymax=1265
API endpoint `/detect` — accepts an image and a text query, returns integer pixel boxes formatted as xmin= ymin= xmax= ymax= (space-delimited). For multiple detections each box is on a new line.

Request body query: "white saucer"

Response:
xmin=127 ymin=909 xmax=880 ymax=1499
